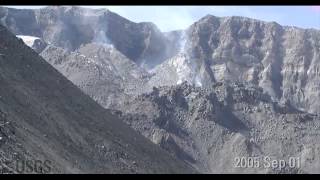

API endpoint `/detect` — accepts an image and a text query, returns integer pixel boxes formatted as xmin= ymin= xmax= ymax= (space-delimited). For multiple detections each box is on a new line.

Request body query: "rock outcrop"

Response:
xmin=2 ymin=6 xmax=320 ymax=174
xmin=0 ymin=6 xmax=178 ymax=69
xmin=116 ymin=82 xmax=320 ymax=173
xmin=0 ymin=24 xmax=196 ymax=174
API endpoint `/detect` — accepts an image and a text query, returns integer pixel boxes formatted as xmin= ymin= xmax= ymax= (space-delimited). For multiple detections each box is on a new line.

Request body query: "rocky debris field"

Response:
xmin=0 ymin=24 xmax=196 ymax=174
xmin=114 ymin=82 xmax=320 ymax=173
xmin=1 ymin=6 xmax=320 ymax=174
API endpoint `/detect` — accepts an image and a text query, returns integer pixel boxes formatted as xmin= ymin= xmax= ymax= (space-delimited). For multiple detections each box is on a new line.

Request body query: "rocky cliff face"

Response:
xmin=2 ymin=6 xmax=320 ymax=174
xmin=148 ymin=15 xmax=320 ymax=113
xmin=180 ymin=15 xmax=320 ymax=113
xmin=0 ymin=6 xmax=178 ymax=68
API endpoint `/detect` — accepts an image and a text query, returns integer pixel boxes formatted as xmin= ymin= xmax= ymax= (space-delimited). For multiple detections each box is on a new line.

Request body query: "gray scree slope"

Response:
xmin=117 ymin=82 xmax=320 ymax=173
xmin=0 ymin=24 xmax=196 ymax=174
xmin=2 ymin=6 xmax=320 ymax=174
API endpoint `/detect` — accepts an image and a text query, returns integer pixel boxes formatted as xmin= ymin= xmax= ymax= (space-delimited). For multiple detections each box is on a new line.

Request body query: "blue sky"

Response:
xmin=4 ymin=6 xmax=320 ymax=32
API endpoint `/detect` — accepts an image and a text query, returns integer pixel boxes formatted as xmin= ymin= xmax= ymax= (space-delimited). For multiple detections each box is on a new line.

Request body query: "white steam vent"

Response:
xmin=178 ymin=31 xmax=187 ymax=53
xmin=93 ymin=30 xmax=112 ymax=45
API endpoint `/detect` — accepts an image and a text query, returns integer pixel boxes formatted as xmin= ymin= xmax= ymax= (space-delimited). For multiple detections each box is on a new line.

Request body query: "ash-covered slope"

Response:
xmin=30 ymin=9 xmax=320 ymax=173
xmin=3 ymin=6 xmax=320 ymax=174
xmin=0 ymin=25 xmax=196 ymax=174
xmin=40 ymin=43 xmax=151 ymax=108
xmin=116 ymin=82 xmax=320 ymax=174
xmin=0 ymin=6 xmax=178 ymax=68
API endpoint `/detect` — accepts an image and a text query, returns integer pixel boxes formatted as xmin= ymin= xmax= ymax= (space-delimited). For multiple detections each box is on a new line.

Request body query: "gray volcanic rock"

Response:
xmin=40 ymin=43 xmax=151 ymax=109
xmin=148 ymin=52 xmax=203 ymax=88
xmin=115 ymin=82 xmax=320 ymax=174
xmin=0 ymin=6 xmax=177 ymax=69
xmin=34 ymin=9 xmax=320 ymax=173
xmin=0 ymin=24 xmax=196 ymax=174
xmin=178 ymin=15 xmax=320 ymax=113
xmin=3 ymin=7 xmax=320 ymax=113
xmin=143 ymin=15 xmax=320 ymax=114
xmin=31 ymin=38 xmax=47 ymax=53
xmin=3 ymin=6 xmax=320 ymax=174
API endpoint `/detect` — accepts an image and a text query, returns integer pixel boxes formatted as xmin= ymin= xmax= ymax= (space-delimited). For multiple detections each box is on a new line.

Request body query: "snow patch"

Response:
xmin=16 ymin=35 xmax=40 ymax=47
